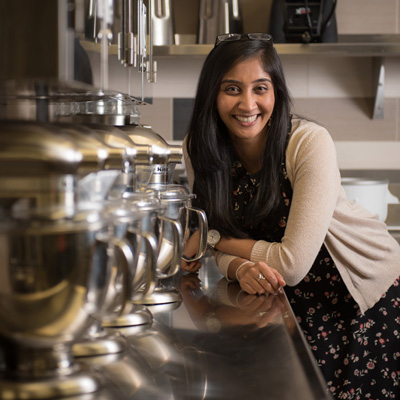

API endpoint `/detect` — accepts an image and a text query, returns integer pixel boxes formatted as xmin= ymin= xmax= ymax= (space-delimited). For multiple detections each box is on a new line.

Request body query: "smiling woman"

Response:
xmin=181 ymin=33 xmax=400 ymax=400
xmin=217 ymin=57 xmax=275 ymax=173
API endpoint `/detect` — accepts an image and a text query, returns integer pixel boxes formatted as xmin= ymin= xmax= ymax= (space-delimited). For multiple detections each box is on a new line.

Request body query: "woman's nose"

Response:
xmin=238 ymin=92 xmax=257 ymax=111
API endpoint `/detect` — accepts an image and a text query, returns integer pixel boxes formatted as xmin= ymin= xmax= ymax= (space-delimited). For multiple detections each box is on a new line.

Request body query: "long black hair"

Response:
xmin=186 ymin=38 xmax=292 ymax=238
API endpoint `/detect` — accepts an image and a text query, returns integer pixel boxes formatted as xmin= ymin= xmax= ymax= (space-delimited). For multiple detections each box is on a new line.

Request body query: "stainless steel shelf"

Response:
xmin=153 ymin=35 xmax=400 ymax=57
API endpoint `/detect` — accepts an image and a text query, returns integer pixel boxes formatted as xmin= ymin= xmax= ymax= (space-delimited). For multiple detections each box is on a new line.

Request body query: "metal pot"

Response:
xmin=341 ymin=177 xmax=400 ymax=222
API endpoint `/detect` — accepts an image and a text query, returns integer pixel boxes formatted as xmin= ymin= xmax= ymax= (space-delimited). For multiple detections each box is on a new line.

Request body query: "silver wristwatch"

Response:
xmin=207 ymin=229 xmax=221 ymax=249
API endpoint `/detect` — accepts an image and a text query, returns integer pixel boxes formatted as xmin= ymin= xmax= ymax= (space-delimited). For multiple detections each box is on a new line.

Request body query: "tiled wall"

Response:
xmin=136 ymin=0 xmax=400 ymax=175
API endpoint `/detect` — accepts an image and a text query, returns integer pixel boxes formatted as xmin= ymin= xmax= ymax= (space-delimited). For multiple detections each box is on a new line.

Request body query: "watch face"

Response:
xmin=206 ymin=317 xmax=221 ymax=333
xmin=208 ymin=230 xmax=221 ymax=245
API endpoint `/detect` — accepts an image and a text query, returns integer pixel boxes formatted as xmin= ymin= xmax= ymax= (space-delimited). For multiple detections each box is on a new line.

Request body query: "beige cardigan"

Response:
xmin=183 ymin=117 xmax=400 ymax=314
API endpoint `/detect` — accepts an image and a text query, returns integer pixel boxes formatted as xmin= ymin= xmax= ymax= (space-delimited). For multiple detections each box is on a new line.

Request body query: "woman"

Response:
xmin=182 ymin=33 xmax=400 ymax=399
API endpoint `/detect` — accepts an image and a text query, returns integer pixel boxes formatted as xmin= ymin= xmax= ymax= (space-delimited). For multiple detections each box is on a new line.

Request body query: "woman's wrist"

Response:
xmin=235 ymin=260 xmax=254 ymax=281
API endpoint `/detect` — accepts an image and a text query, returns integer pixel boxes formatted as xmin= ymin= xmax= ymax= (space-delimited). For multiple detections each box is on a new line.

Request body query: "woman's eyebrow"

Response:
xmin=220 ymin=78 xmax=272 ymax=85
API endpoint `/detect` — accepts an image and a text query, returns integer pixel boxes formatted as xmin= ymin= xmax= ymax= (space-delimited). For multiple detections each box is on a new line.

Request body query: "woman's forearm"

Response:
xmin=214 ymin=236 xmax=256 ymax=260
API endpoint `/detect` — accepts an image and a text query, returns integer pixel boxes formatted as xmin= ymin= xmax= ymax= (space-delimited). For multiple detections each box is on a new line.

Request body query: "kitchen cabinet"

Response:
xmin=152 ymin=34 xmax=400 ymax=119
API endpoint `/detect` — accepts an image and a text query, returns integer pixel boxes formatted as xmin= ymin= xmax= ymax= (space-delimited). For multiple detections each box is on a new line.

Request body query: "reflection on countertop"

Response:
xmin=92 ymin=255 xmax=333 ymax=400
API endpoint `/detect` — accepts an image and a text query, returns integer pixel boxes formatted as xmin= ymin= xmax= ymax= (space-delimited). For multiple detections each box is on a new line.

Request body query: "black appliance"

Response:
xmin=269 ymin=0 xmax=338 ymax=43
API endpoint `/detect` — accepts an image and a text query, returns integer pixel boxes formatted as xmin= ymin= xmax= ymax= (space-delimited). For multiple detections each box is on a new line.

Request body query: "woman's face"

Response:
xmin=216 ymin=56 xmax=275 ymax=145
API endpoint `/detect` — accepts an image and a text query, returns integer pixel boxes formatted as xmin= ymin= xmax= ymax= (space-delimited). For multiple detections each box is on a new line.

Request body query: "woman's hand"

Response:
xmin=181 ymin=230 xmax=202 ymax=272
xmin=234 ymin=290 xmax=286 ymax=329
xmin=236 ymin=261 xmax=286 ymax=295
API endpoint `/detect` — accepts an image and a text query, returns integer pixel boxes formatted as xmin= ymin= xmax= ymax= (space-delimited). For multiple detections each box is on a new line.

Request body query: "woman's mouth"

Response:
xmin=235 ymin=115 xmax=258 ymax=123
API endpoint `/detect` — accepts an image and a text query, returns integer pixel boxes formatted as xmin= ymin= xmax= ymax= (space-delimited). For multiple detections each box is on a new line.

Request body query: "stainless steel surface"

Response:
xmin=372 ymin=57 xmax=384 ymax=119
xmin=133 ymin=184 xmax=208 ymax=306
xmin=198 ymin=0 xmax=242 ymax=45
xmin=77 ymin=339 xmax=159 ymax=399
xmin=0 ymin=208 xmax=114 ymax=398
xmin=0 ymin=121 xmax=128 ymax=220
xmin=120 ymin=190 xmax=167 ymax=283
xmin=152 ymin=184 xmax=208 ymax=263
xmin=154 ymin=34 xmax=400 ymax=57
xmin=0 ymin=178 xmax=155 ymax=398
xmin=73 ymin=331 xmax=126 ymax=357
xmin=90 ymin=194 xmax=160 ymax=329
xmin=101 ymin=303 xmax=154 ymax=327
xmin=150 ymin=0 xmax=174 ymax=46
xmin=113 ymin=256 xmax=333 ymax=399
xmin=1 ymin=246 xmax=333 ymax=398
xmin=119 ymin=124 xmax=183 ymax=184
xmin=0 ymin=370 xmax=103 ymax=399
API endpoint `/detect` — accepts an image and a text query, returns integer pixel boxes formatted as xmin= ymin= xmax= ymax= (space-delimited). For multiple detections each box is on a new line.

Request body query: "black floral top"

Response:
xmin=231 ymin=157 xmax=292 ymax=243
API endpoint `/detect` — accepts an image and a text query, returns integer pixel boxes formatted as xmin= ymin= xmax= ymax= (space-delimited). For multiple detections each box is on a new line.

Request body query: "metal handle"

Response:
xmin=138 ymin=231 xmax=158 ymax=297
xmin=158 ymin=216 xmax=183 ymax=279
xmin=119 ymin=0 xmax=137 ymax=66
xmin=138 ymin=0 xmax=147 ymax=73
xmin=147 ymin=0 xmax=155 ymax=81
xmin=111 ymin=236 xmax=136 ymax=315
xmin=181 ymin=207 xmax=208 ymax=262
xmin=91 ymin=233 xmax=135 ymax=318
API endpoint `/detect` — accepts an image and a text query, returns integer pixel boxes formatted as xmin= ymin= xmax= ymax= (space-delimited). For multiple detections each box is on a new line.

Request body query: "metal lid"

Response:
xmin=341 ymin=177 xmax=389 ymax=186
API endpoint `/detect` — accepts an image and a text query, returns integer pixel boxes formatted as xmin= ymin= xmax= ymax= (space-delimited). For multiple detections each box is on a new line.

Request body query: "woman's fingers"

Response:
xmin=239 ymin=281 xmax=258 ymax=295
xmin=239 ymin=261 xmax=286 ymax=295
xmin=272 ymin=269 xmax=286 ymax=287
xmin=181 ymin=230 xmax=201 ymax=261
xmin=181 ymin=260 xmax=202 ymax=272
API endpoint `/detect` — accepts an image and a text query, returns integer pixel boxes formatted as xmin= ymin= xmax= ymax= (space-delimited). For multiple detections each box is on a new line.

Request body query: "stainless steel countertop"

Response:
xmin=106 ymin=255 xmax=333 ymax=400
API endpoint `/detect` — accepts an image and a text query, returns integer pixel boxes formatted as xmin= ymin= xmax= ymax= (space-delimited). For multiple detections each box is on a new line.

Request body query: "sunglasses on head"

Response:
xmin=214 ymin=33 xmax=273 ymax=48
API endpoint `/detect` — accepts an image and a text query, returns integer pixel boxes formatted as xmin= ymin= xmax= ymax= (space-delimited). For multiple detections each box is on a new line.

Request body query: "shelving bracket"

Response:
xmin=372 ymin=57 xmax=384 ymax=119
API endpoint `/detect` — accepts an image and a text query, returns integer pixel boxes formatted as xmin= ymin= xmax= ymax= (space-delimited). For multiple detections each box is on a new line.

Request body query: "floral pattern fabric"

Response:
xmin=231 ymin=154 xmax=400 ymax=400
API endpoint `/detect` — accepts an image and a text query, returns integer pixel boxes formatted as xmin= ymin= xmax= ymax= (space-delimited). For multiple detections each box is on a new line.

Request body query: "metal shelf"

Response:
xmin=153 ymin=35 xmax=400 ymax=57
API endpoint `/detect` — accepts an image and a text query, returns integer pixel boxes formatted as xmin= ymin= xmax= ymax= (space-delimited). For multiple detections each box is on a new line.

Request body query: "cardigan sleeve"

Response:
xmin=250 ymin=120 xmax=341 ymax=286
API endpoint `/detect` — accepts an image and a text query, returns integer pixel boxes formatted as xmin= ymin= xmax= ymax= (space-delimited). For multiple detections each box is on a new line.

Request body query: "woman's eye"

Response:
xmin=224 ymin=86 xmax=240 ymax=94
xmin=255 ymin=85 xmax=268 ymax=93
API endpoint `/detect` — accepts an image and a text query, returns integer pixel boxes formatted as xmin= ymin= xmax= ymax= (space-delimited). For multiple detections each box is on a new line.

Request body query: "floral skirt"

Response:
xmin=284 ymin=245 xmax=400 ymax=400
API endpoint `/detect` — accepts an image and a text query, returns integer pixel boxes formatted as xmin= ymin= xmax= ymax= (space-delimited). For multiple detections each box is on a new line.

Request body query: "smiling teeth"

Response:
xmin=236 ymin=115 xmax=257 ymax=123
